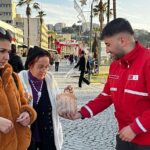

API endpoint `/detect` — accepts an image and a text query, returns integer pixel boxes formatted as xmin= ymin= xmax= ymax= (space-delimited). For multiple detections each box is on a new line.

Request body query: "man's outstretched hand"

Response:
xmin=60 ymin=111 xmax=82 ymax=120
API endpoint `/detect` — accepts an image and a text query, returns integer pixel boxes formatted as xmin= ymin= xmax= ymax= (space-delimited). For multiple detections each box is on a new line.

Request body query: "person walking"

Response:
xmin=62 ymin=18 xmax=150 ymax=150
xmin=74 ymin=50 xmax=90 ymax=88
xmin=54 ymin=52 xmax=61 ymax=71
xmin=0 ymin=27 xmax=37 ymax=150
xmin=69 ymin=54 xmax=74 ymax=65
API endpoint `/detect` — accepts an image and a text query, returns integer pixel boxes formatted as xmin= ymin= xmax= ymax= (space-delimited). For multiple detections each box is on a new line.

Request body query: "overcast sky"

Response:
xmin=16 ymin=0 xmax=150 ymax=31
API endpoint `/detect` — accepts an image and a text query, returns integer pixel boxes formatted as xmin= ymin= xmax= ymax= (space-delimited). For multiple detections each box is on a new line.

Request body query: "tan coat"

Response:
xmin=0 ymin=64 xmax=37 ymax=150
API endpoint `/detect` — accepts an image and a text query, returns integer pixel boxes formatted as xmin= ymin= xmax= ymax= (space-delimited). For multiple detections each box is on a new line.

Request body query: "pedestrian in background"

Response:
xmin=8 ymin=44 xmax=24 ymax=73
xmin=69 ymin=54 xmax=74 ymax=65
xmin=74 ymin=50 xmax=90 ymax=88
xmin=0 ymin=27 xmax=37 ymax=150
xmin=54 ymin=52 xmax=61 ymax=71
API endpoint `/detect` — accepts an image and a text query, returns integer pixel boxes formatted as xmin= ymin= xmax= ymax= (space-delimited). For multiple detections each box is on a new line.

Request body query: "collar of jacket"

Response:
xmin=119 ymin=41 xmax=143 ymax=68
xmin=0 ymin=63 xmax=13 ymax=86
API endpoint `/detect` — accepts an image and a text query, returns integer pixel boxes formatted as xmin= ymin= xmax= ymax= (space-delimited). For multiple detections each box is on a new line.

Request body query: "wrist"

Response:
xmin=78 ymin=111 xmax=84 ymax=120
xmin=24 ymin=111 xmax=31 ymax=117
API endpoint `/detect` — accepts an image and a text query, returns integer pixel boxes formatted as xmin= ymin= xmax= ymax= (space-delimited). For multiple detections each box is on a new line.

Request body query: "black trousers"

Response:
xmin=116 ymin=135 xmax=150 ymax=150
xmin=28 ymin=140 xmax=56 ymax=150
xmin=28 ymin=127 xmax=56 ymax=150
xmin=79 ymin=71 xmax=90 ymax=87
xmin=55 ymin=62 xmax=59 ymax=71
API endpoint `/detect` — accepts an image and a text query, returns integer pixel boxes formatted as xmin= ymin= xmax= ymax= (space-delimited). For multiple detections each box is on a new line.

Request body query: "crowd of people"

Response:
xmin=1 ymin=17 xmax=150 ymax=150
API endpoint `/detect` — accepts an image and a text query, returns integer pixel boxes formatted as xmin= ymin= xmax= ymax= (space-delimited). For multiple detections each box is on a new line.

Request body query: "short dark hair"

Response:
xmin=101 ymin=18 xmax=134 ymax=39
xmin=25 ymin=46 xmax=50 ymax=69
xmin=0 ymin=27 xmax=12 ymax=42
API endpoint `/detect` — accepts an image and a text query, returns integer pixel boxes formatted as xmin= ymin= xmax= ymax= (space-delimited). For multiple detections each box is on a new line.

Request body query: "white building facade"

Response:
xmin=0 ymin=0 xmax=16 ymax=25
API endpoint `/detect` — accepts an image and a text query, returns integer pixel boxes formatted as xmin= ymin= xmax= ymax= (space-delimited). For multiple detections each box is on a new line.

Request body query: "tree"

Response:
xmin=93 ymin=0 xmax=112 ymax=71
xmin=107 ymin=0 xmax=110 ymax=23
xmin=72 ymin=24 xmax=80 ymax=33
xmin=62 ymin=27 xmax=74 ymax=33
xmin=17 ymin=0 xmax=40 ymax=49
xmin=93 ymin=0 xmax=112 ymax=32
xmin=37 ymin=10 xmax=46 ymax=47
xmin=113 ymin=0 xmax=116 ymax=19
xmin=92 ymin=32 xmax=98 ymax=59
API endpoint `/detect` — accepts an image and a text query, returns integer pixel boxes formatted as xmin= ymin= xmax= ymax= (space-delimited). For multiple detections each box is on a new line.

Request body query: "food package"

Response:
xmin=56 ymin=92 xmax=77 ymax=116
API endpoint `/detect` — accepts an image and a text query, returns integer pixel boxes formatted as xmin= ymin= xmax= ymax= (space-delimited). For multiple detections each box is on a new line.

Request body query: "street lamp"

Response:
xmin=77 ymin=20 xmax=82 ymax=41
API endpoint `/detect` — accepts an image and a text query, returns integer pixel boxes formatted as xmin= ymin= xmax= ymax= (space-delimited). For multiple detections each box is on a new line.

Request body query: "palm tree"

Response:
xmin=37 ymin=10 xmax=46 ymax=47
xmin=17 ymin=0 xmax=40 ymax=49
xmin=107 ymin=0 xmax=110 ymax=23
xmin=93 ymin=0 xmax=112 ymax=71
xmin=92 ymin=32 xmax=98 ymax=58
xmin=93 ymin=0 xmax=112 ymax=32
xmin=113 ymin=0 xmax=116 ymax=19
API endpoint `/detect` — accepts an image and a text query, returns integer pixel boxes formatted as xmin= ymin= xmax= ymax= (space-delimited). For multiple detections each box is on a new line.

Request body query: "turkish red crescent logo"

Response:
xmin=128 ymin=75 xmax=139 ymax=80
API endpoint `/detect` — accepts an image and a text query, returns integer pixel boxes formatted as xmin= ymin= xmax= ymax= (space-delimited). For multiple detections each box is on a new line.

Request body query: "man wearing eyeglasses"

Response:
xmin=0 ymin=27 xmax=37 ymax=150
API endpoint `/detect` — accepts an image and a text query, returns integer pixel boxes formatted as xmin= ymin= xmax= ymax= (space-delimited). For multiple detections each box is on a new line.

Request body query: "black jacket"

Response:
xmin=9 ymin=53 xmax=24 ymax=73
xmin=75 ymin=55 xmax=86 ymax=72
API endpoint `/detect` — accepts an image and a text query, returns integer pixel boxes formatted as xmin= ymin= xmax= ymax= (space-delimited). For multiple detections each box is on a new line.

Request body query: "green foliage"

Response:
xmin=17 ymin=0 xmax=40 ymax=17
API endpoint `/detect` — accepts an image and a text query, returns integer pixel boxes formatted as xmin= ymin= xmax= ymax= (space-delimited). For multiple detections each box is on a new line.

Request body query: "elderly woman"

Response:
xmin=19 ymin=46 xmax=66 ymax=150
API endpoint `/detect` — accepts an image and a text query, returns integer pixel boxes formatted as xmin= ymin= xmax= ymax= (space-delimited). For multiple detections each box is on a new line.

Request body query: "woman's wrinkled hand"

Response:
xmin=16 ymin=111 xmax=30 ymax=126
xmin=64 ymin=85 xmax=74 ymax=94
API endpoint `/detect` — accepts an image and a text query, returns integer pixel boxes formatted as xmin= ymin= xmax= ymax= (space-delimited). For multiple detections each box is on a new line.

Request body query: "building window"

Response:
xmin=6 ymin=20 xmax=12 ymax=24
xmin=2 ymin=12 xmax=11 ymax=16
xmin=2 ymin=4 xmax=5 ymax=7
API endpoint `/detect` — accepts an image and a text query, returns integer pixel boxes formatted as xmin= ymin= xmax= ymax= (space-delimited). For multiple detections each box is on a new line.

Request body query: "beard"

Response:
xmin=111 ymin=53 xmax=125 ymax=60
xmin=111 ymin=46 xmax=126 ymax=60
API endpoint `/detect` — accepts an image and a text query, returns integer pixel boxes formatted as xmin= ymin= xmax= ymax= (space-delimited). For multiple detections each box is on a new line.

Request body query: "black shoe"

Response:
xmin=87 ymin=81 xmax=90 ymax=85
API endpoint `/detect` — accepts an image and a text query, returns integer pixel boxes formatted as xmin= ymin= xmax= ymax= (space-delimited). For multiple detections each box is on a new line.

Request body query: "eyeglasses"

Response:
xmin=0 ymin=27 xmax=12 ymax=40
xmin=0 ymin=27 xmax=7 ymax=35
xmin=37 ymin=64 xmax=50 ymax=71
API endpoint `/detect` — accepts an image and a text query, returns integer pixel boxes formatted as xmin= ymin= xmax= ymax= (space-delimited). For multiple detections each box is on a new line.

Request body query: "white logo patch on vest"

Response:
xmin=128 ymin=75 xmax=139 ymax=80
